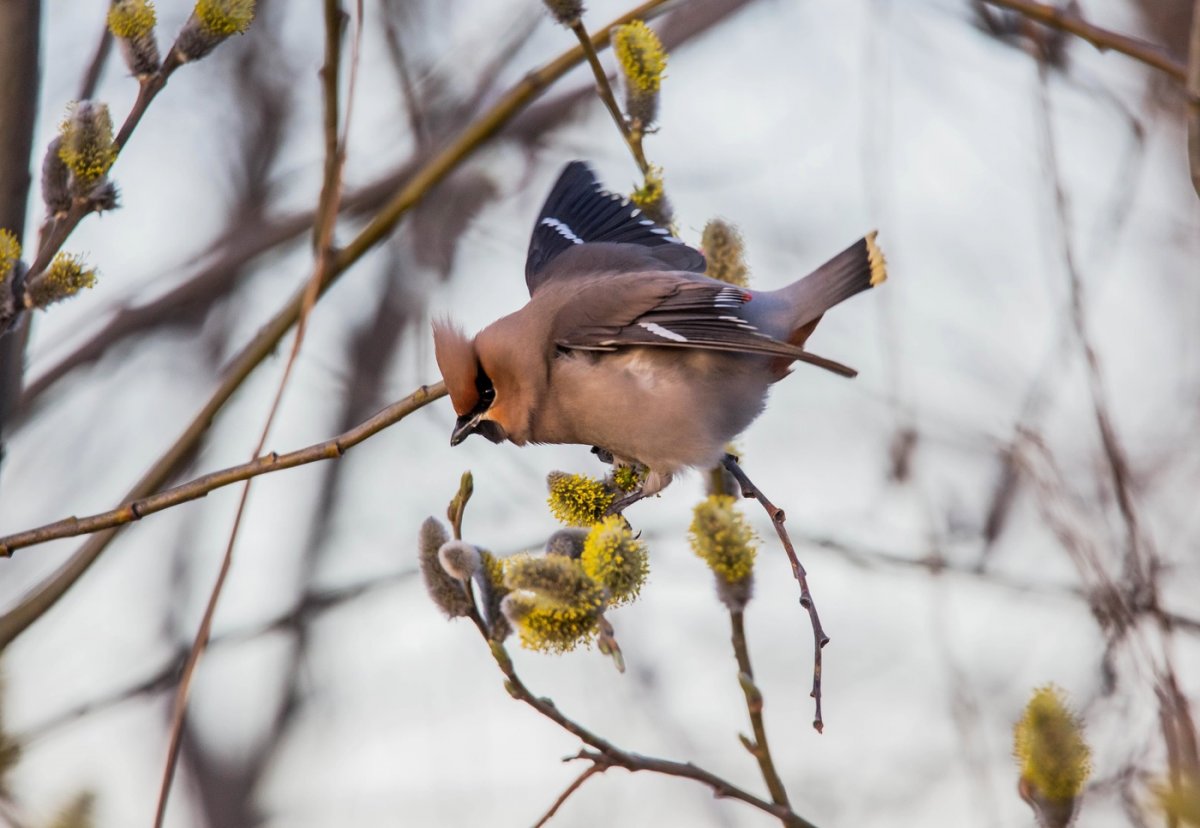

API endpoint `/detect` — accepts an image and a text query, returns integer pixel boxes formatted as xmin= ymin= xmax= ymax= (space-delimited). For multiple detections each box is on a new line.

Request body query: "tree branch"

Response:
xmin=568 ymin=21 xmax=651 ymax=175
xmin=0 ymin=0 xmax=675 ymax=652
xmin=531 ymin=764 xmax=602 ymax=828
xmin=486 ymin=643 xmax=818 ymax=828
xmin=1187 ymin=0 xmax=1200 ymax=198
xmin=730 ymin=609 xmax=792 ymax=812
xmin=722 ymin=454 xmax=829 ymax=733
xmin=981 ymin=0 xmax=1187 ymax=81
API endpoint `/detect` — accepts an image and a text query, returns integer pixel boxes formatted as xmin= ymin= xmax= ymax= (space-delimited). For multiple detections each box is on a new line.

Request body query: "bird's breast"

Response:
xmin=530 ymin=348 xmax=770 ymax=472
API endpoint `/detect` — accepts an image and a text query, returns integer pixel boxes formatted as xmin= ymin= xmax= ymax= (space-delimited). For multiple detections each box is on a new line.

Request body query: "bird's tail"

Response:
xmin=781 ymin=231 xmax=887 ymax=348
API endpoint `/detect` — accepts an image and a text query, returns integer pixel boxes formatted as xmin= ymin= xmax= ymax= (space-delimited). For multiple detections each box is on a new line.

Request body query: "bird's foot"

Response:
xmin=604 ymin=488 xmax=649 ymax=517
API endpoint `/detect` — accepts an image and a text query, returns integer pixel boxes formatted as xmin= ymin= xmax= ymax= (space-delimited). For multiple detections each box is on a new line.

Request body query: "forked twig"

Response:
xmin=721 ymin=454 xmax=829 ymax=733
xmin=531 ymin=764 xmax=602 ymax=828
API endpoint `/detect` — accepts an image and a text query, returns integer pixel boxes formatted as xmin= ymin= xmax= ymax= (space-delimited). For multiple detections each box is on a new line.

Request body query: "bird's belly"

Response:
xmin=535 ymin=349 xmax=770 ymax=471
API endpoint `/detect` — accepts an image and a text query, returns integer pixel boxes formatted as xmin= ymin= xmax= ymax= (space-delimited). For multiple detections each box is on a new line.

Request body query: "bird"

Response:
xmin=432 ymin=161 xmax=886 ymax=508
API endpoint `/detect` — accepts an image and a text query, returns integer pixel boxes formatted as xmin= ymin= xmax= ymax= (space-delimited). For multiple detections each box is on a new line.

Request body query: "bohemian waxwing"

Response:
xmin=432 ymin=161 xmax=886 ymax=506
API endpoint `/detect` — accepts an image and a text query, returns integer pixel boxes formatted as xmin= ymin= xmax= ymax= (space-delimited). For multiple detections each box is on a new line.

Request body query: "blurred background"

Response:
xmin=1 ymin=0 xmax=1198 ymax=825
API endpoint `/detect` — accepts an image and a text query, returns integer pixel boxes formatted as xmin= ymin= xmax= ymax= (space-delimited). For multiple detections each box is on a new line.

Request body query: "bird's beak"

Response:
xmin=451 ymin=411 xmax=483 ymax=446
xmin=451 ymin=412 xmax=507 ymax=446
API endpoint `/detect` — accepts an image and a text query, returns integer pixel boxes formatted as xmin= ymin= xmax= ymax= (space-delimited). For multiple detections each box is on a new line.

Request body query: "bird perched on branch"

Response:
xmin=432 ymin=161 xmax=886 ymax=509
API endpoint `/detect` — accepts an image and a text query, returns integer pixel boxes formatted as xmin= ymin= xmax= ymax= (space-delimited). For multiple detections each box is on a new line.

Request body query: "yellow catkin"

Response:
xmin=546 ymin=472 xmax=615 ymax=527
xmin=0 ymin=230 xmax=20 ymax=285
xmin=26 ymin=253 xmax=97 ymax=309
xmin=58 ymin=103 xmax=117 ymax=189
xmin=509 ymin=595 xmax=602 ymax=653
xmin=689 ymin=495 xmax=756 ymax=584
xmin=195 ymin=0 xmax=255 ymax=36
xmin=613 ymin=20 xmax=666 ymax=93
xmin=502 ymin=555 xmax=605 ymax=653
xmin=581 ymin=515 xmax=648 ymax=606
xmin=107 ymin=0 xmax=156 ymax=38
xmin=1013 ymin=685 xmax=1092 ymax=802
xmin=702 ymin=219 xmax=750 ymax=288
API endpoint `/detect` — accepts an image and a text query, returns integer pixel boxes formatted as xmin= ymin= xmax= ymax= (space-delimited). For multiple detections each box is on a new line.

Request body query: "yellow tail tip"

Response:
xmin=865 ymin=230 xmax=887 ymax=287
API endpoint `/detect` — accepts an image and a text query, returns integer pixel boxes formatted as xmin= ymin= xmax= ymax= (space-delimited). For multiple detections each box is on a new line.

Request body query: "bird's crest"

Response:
xmin=431 ymin=318 xmax=480 ymax=417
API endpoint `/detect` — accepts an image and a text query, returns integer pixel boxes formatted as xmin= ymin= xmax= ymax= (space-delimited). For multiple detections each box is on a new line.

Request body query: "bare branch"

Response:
xmin=0 ymin=0 xmax=675 ymax=651
xmin=531 ymin=764 xmax=602 ymax=828
xmin=730 ymin=609 xmax=792 ymax=811
xmin=486 ymin=643 xmax=818 ymax=828
xmin=1187 ymin=0 xmax=1200 ymax=197
xmin=722 ymin=454 xmax=829 ymax=733
xmin=154 ymin=4 xmax=366 ymax=818
xmin=982 ymin=0 xmax=1187 ymax=81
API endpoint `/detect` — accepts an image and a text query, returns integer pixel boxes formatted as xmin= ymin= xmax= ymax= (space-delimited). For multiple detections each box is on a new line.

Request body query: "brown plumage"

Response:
xmin=432 ymin=162 xmax=887 ymax=503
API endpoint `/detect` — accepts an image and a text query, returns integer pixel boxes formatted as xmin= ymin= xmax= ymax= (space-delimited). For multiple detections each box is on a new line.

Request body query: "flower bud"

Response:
xmin=108 ymin=0 xmax=161 ymax=78
xmin=631 ymin=166 xmax=672 ymax=227
xmin=610 ymin=464 xmax=643 ymax=493
xmin=41 ymin=138 xmax=72 ymax=217
xmin=417 ymin=517 xmax=474 ymax=619
xmin=58 ymin=102 xmax=117 ymax=196
xmin=702 ymin=219 xmax=750 ymax=288
xmin=581 ymin=515 xmax=648 ymax=606
xmin=542 ymin=0 xmax=584 ymax=27
xmin=544 ymin=528 xmax=588 ymax=559
xmin=1013 ymin=685 xmax=1091 ymax=827
xmin=0 ymin=230 xmax=19 ymax=290
xmin=438 ymin=540 xmax=481 ymax=580
xmin=613 ymin=20 xmax=666 ymax=127
xmin=502 ymin=554 xmax=605 ymax=653
xmin=546 ymin=471 xmax=615 ymax=527
xmin=175 ymin=0 xmax=256 ymax=63
xmin=689 ymin=495 xmax=756 ymax=610
xmin=25 ymin=253 xmax=97 ymax=310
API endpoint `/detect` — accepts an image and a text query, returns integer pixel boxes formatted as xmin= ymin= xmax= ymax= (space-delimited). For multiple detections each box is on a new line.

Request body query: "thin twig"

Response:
xmin=0 ymin=383 xmax=446 ymax=555
xmin=0 ymin=0 xmax=674 ymax=651
xmin=153 ymin=3 xmax=361 ymax=821
xmin=20 ymin=0 xmax=730 ymax=409
xmin=26 ymin=48 xmax=186 ymax=283
xmin=485 ymin=643 xmax=817 ymax=828
xmin=531 ymin=765 xmax=602 ymax=828
xmin=568 ymin=21 xmax=651 ymax=175
xmin=981 ymin=0 xmax=1187 ymax=81
xmin=1035 ymin=64 xmax=1155 ymax=603
xmin=1186 ymin=0 xmax=1200 ymax=198
xmin=721 ymin=454 xmax=828 ymax=733
xmin=19 ymin=567 xmax=417 ymax=745
xmin=730 ymin=610 xmax=792 ymax=811
xmin=76 ymin=25 xmax=113 ymax=100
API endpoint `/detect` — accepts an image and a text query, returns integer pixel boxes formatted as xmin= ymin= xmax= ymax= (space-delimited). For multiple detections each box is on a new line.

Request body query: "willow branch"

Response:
xmin=76 ymin=23 xmax=113 ymax=101
xmin=153 ymin=6 xmax=362 ymax=821
xmin=0 ymin=382 xmax=445 ymax=556
xmin=730 ymin=610 xmax=792 ymax=812
xmin=334 ymin=0 xmax=670 ymax=266
xmin=981 ymin=0 xmax=1187 ymax=81
xmin=722 ymin=454 xmax=829 ymax=733
xmin=531 ymin=765 xmax=602 ymax=828
xmin=1187 ymin=0 xmax=1200 ymax=198
xmin=26 ymin=46 xmax=186 ymax=281
xmin=0 ymin=0 xmax=672 ymax=652
xmin=486 ymin=643 xmax=817 ymax=828
xmin=568 ymin=20 xmax=651 ymax=175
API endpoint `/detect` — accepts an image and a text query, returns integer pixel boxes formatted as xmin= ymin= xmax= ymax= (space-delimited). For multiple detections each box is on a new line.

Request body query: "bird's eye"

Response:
xmin=474 ymin=364 xmax=496 ymax=409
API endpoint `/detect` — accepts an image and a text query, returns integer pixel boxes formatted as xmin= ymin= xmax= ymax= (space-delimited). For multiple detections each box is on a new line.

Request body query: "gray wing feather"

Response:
xmin=553 ymin=277 xmax=857 ymax=377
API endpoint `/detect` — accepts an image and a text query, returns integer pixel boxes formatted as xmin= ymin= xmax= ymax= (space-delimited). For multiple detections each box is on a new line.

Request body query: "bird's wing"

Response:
xmin=525 ymin=161 xmax=706 ymax=294
xmin=553 ymin=276 xmax=857 ymax=378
